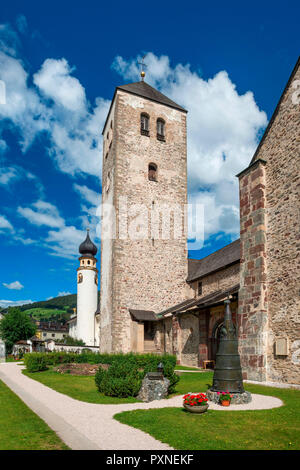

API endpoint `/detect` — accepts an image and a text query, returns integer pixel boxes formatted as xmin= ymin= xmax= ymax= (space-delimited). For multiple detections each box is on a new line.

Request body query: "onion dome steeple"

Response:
xmin=79 ymin=229 xmax=97 ymax=257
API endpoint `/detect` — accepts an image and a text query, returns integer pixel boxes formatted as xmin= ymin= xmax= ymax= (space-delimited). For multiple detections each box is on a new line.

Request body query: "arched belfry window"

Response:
xmin=157 ymin=118 xmax=165 ymax=141
xmin=141 ymin=113 xmax=150 ymax=136
xmin=148 ymin=163 xmax=157 ymax=181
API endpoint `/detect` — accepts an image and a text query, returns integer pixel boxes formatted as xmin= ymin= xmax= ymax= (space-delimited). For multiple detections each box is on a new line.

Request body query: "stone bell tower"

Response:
xmin=77 ymin=229 xmax=98 ymax=345
xmin=100 ymin=72 xmax=189 ymax=353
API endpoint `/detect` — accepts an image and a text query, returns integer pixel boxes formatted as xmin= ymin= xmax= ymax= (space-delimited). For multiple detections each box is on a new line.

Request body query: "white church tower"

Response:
xmin=76 ymin=229 xmax=99 ymax=346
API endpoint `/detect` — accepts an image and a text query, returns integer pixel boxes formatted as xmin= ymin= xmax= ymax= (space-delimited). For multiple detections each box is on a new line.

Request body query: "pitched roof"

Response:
xmin=129 ymin=309 xmax=157 ymax=321
xmin=158 ymin=284 xmax=240 ymax=317
xmin=187 ymin=239 xmax=240 ymax=282
xmin=117 ymin=81 xmax=187 ymax=113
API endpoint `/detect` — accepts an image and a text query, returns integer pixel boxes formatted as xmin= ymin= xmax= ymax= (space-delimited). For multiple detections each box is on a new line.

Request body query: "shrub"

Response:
xmin=96 ymin=362 xmax=143 ymax=398
xmin=24 ymin=351 xmax=179 ymax=396
xmin=24 ymin=353 xmax=48 ymax=372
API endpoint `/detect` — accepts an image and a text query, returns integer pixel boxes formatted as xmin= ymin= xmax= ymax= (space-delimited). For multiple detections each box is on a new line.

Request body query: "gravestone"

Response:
xmin=138 ymin=372 xmax=170 ymax=402
xmin=0 ymin=339 xmax=5 ymax=363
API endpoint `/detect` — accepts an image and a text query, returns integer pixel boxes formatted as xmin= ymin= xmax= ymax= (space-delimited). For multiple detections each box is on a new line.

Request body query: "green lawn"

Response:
xmin=23 ymin=368 xmax=139 ymax=404
xmin=0 ymin=379 xmax=69 ymax=450
xmin=114 ymin=372 xmax=300 ymax=450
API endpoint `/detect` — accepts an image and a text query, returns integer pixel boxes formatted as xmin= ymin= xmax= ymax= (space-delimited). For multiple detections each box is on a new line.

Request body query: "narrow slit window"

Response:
xmin=198 ymin=281 xmax=202 ymax=296
xmin=148 ymin=163 xmax=157 ymax=181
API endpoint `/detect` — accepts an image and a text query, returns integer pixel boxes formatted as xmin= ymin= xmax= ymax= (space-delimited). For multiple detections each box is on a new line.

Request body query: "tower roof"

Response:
xmin=117 ymin=81 xmax=187 ymax=113
xmin=79 ymin=229 xmax=97 ymax=257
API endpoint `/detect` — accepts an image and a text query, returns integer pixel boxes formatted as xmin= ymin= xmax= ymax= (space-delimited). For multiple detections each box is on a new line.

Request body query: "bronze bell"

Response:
xmin=210 ymin=299 xmax=245 ymax=393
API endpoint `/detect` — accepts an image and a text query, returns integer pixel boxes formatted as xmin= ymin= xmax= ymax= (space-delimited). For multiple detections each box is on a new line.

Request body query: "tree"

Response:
xmin=0 ymin=308 xmax=36 ymax=353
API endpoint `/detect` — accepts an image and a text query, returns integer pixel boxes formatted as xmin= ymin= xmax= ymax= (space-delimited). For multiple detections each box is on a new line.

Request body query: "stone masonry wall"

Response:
xmin=190 ymin=263 xmax=240 ymax=298
xmin=238 ymin=160 xmax=268 ymax=381
xmin=251 ymin=62 xmax=300 ymax=384
xmin=101 ymin=89 xmax=189 ymax=352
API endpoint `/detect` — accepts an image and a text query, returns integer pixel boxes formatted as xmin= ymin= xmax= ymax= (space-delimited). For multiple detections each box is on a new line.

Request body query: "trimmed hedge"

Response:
xmin=24 ymin=353 xmax=48 ymax=372
xmin=24 ymin=351 xmax=179 ymax=396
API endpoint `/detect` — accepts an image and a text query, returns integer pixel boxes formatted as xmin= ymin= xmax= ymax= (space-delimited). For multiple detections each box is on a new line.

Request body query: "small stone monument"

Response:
xmin=138 ymin=362 xmax=170 ymax=402
xmin=0 ymin=339 xmax=6 ymax=363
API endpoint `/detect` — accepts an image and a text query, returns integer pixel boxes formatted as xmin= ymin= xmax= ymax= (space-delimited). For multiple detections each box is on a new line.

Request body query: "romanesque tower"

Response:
xmin=76 ymin=229 xmax=98 ymax=345
xmin=99 ymin=73 xmax=189 ymax=353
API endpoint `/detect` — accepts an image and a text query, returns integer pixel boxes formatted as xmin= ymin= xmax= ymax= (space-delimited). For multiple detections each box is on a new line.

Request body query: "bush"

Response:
xmin=24 ymin=353 xmax=48 ymax=372
xmin=24 ymin=351 xmax=179 ymax=395
xmin=96 ymin=362 xmax=143 ymax=398
xmin=95 ymin=353 xmax=179 ymax=397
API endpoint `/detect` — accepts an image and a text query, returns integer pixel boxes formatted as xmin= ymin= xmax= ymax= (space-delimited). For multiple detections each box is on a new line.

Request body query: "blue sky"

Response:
xmin=0 ymin=1 xmax=299 ymax=306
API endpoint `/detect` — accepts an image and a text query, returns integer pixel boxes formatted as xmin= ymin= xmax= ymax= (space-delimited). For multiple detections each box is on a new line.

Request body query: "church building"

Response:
xmin=82 ymin=57 xmax=299 ymax=385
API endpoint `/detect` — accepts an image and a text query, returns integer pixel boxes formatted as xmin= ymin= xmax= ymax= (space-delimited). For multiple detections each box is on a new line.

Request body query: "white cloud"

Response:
xmin=0 ymin=299 xmax=33 ymax=308
xmin=3 ymin=280 xmax=24 ymax=290
xmin=16 ymin=195 xmax=99 ymax=258
xmin=57 ymin=291 xmax=71 ymax=297
xmin=0 ymin=166 xmax=19 ymax=185
xmin=45 ymin=225 xmax=87 ymax=258
xmin=0 ymin=215 xmax=13 ymax=231
xmin=33 ymin=58 xmax=87 ymax=112
xmin=73 ymin=183 xmax=101 ymax=206
xmin=18 ymin=200 xmax=65 ymax=228
xmin=112 ymin=52 xmax=268 ymax=241
xmin=0 ymin=22 xmax=110 ymax=178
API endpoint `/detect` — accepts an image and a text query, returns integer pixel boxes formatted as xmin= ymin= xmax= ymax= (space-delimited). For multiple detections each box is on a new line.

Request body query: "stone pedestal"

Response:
xmin=138 ymin=374 xmax=170 ymax=402
xmin=206 ymin=389 xmax=252 ymax=404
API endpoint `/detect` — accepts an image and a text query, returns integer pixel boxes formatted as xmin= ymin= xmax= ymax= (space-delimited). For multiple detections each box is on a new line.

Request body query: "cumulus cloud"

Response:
xmin=112 ymin=52 xmax=268 ymax=243
xmin=0 ymin=21 xmax=110 ymax=178
xmin=33 ymin=58 xmax=87 ymax=112
xmin=3 ymin=280 xmax=24 ymax=290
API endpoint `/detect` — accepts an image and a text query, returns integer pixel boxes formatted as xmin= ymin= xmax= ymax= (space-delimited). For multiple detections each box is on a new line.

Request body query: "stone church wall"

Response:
xmin=251 ymin=62 xmax=300 ymax=384
xmin=238 ymin=59 xmax=300 ymax=384
xmin=190 ymin=262 xmax=240 ymax=298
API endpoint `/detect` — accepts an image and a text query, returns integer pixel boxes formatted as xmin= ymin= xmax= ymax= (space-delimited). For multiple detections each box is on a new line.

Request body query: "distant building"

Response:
xmin=35 ymin=321 xmax=68 ymax=342
xmin=68 ymin=230 xmax=100 ymax=346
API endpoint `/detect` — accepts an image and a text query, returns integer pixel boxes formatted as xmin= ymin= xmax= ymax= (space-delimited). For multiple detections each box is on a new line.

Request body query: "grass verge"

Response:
xmin=114 ymin=372 xmax=300 ymax=450
xmin=23 ymin=368 xmax=139 ymax=404
xmin=0 ymin=379 xmax=69 ymax=450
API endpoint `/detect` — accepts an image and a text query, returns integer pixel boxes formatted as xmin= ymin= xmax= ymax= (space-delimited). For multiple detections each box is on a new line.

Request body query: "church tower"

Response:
xmin=100 ymin=74 xmax=189 ymax=353
xmin=77 ymin=229 xmax=98 ymax=345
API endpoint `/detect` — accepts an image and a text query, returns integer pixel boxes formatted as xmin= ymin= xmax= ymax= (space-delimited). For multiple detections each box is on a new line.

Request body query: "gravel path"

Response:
xmin=0 ymin=362 xmax=283 ymax=450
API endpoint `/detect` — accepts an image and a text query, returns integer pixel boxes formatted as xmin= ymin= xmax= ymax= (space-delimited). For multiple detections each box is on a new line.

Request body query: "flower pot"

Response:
xmin=220 ymin=400 xmax=231 ymax=406
xmin=183 ymin=403 xmax=209 ymax=413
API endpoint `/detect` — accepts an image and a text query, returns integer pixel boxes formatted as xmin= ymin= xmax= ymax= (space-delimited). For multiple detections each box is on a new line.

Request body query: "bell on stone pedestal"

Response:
xmin=210 ymin=299 xmax=244 ymax=393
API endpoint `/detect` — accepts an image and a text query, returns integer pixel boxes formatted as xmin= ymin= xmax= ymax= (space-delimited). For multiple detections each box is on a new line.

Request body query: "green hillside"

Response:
xmin=19 ymin=293 xmax=77 ymax=312
xmin=0 ymin=292 xmax=100 ymax=323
